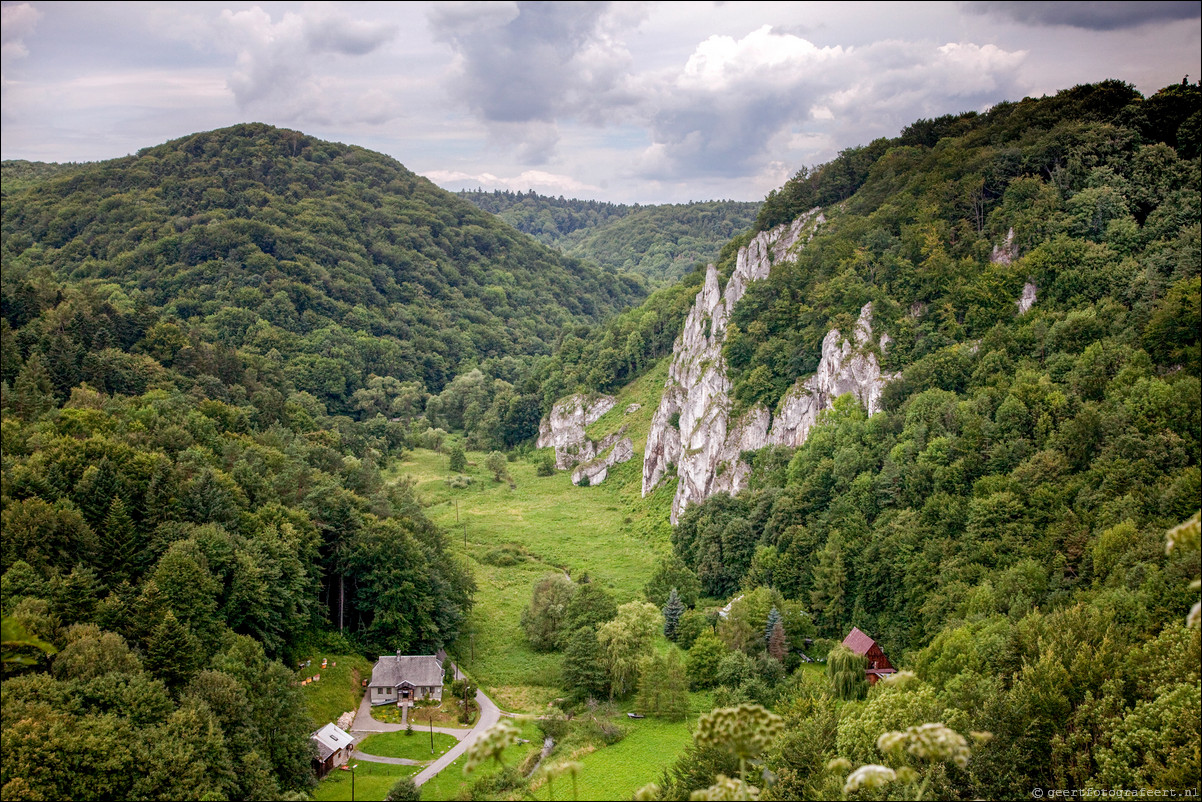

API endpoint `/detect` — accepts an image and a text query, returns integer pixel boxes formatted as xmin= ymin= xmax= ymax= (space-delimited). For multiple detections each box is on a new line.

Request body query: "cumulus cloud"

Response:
xmin=2 ymin=2 xmax=42 ymax=71
xmin=633 ymin=26 xmax=1027 ymax=181
xmin=429 ymin=1 xmax=644 ymax=161
xmin=965 ymin=1 xmax=1200 ymax=31
xmin=216 ymin=5 xmax=398 ymax=123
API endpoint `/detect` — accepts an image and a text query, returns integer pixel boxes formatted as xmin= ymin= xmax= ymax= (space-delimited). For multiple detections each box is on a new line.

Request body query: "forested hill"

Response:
xmin=561 ymin=80 xmax=1198 ymax=799
xmin=1 ymin=124 xmax=644 ymax=413
xmin=458 ymin=189 xmax=761 ymax=287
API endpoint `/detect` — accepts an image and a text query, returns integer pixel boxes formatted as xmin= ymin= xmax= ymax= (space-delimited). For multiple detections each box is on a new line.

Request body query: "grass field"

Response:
xmin=388 ymin=359 xmax=678 ymax=713
xmin=418 ymin=719 xmax=544 ymax=801
xmin=358 ymin=731 xmax=459 ymax=761
xmin=297 ymin=653 xmax=373 ymax=729
xmin=312 ymin=761 xmax=418 ymax=802
xmin=536 ymin=716 xmax=695 ymax=801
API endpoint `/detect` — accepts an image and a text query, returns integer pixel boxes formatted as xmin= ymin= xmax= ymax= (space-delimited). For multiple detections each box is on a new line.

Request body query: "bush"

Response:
xmin=536 ymin=454 xmax=556 ymax=476
xmin=586 ymin=717 xmax=626 ymax=745
xmin=448 ymin=443 xmax=466 ymax=472
xmin=481 ymin=545 xmax=529 ymax=566
xmin=469 ymin=766 xmax=525 ymax=800
xmin=385 ymin=777 xmax=421 ymax=801
xmin=537 ymin=707 xmax=570 ymax=740
xmin=449 ymin=474 xmax=473 ymax=489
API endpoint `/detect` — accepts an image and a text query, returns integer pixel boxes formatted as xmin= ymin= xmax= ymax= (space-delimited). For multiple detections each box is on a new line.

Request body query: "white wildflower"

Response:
xmin=843 ymin=764 xmax=897 ymax=794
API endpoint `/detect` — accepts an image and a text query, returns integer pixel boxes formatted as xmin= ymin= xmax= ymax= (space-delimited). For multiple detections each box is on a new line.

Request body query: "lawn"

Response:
xmin=358 ymin=731 xmax=459 ymax=761
xmin=387 ymin=359 xmax=678 ymax=713
xmin=370 ymin=695 xmax=478 ymax=727
xmin=418 ymin=718 xmax=544 ymax=801
xmin=297 ymin=653 xmax=373 ymax=729
xmin=312 ymin=761 xmax=418 ymax=802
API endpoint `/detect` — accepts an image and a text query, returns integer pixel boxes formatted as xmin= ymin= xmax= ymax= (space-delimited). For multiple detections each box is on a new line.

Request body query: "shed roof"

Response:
xmin=311 ymin=723 xmax=352 ymax=761
xmin=370 ymin=653 xmax=444 ymax=688
xmin=842 ymin=626 xmax=877 ymax=656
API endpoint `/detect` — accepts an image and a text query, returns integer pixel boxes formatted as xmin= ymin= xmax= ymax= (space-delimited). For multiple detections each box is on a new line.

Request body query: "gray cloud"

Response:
xmin=633 ymin=28 xmax=1027 ymax=182
xmin=966 ymin=1 xmax=1200 ymax=31
xmin=429 ymin=1 xmax=642 ymax=159
xmin=217 ymin=6 xmax=398 ymax=123
xmin=1 ymin=2 xmax=41 ymax=67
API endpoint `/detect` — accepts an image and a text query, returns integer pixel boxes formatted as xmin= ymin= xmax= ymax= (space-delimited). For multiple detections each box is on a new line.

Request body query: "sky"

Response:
xmin=2 ymin=1 xmax=1199 ymax=204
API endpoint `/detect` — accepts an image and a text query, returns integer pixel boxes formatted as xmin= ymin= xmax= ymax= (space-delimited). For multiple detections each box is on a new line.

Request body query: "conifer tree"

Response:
xmin=146 ymin=610 xmax=196 ymax=691
xmin=763 ymin=606 xmax=782 ymax=645
xmin=100 ymin=496 xmax=140 ymax=586
xmin=663 ymin=587 xmax=685 ymax=641
xmin=560 ymin=625 xmax=609 ymax=700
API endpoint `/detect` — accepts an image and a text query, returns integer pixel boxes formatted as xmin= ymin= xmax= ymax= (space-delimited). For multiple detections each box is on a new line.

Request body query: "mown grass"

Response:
xmin=418 ymin=718 xmax=543 ymax=801
xmin=296 ymin=653 xmax=373 ymax=729
xmin=387 ymin=359 xmax=677 ymax=713
xmin=312 ymin=760 xmax=418 ymax=802
xmin=357 ymin=731 xmax=459 ymax=761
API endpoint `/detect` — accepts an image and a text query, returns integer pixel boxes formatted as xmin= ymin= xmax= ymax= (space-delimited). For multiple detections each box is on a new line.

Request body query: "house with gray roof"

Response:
xmin=368 ymin=649 xmax=446 ymax=705
xmin=310 ymin=722 xmax=353 ymax=778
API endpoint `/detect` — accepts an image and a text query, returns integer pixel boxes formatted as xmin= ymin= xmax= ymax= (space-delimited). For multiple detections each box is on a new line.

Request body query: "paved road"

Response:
xmin=411 ymin=689 xmax=502 ymax=787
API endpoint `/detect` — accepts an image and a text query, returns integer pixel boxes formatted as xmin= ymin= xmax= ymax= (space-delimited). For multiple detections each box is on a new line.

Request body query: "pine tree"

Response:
xmin=560 ymin=626 xmax=609 ymax=700
xmin=100 ymin=496 xmax=140 ymax=585
xmin=763 ymin=606 xmax=782 ymax=645
xmin=448 ymin=444 xmax=466 ymax=472
xmin=663 ymin=587 xmax=685 ymax=641
xmin=12 ymin=353 xmax=54 ymax=419
xmin=809 ymin=536 xmax=846 ymax=635
xmin=146 ymin=610 xmax=196 ymax=691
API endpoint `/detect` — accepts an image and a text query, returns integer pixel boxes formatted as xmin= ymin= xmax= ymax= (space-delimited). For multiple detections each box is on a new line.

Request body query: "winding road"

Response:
xmin=350 ymin=686 xmax=502 ymax=788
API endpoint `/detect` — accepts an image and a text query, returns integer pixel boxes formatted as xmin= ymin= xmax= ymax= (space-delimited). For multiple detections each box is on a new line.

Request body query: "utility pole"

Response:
xmin=429 ymin=711 xmax=435 ymax=754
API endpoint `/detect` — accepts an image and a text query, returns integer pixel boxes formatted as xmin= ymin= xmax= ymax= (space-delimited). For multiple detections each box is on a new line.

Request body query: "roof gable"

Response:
xmin=311 ymin=722 xmax=353 ymax=758
xmin=842 ymin=626 xmax=877 ymax=656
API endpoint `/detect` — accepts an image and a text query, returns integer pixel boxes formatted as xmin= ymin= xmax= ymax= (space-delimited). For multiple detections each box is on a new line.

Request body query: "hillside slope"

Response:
xmin=533 ymin=80 xmax=1200 ymax=800
xmin=1 ymin=124 xmax=644 ymax=417
xmin=459 ymin=189 xmax=760 ymax=287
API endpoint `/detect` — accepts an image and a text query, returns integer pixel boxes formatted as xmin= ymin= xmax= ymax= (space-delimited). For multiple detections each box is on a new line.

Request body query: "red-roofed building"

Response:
xmin=842 ymin=626 xmax=896 ymax=684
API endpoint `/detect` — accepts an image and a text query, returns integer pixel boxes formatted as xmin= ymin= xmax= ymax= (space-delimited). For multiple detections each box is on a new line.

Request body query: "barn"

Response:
xmin=841 ymin=626 xmax=897 ymax=684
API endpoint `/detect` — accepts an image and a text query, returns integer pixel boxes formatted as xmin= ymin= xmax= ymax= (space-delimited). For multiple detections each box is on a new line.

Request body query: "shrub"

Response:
xmin=536 ymin=454 xmax=556 ymax=476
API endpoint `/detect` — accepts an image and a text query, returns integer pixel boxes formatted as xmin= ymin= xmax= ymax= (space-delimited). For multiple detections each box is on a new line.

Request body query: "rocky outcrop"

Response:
xmin=537 ymin=393 xmax=633 ymax=485
xmin=768 ymin=303 xmax=898 ymax=447
xmin=991 ymin=227 xmax=1018 ymax=265
xmin=537 ymin=393 xmax=617 ymax=469
xmin=571 ymin=435 xmax=634 ymax=486
xmin=643 ymin=209 xmax=825 ymax=524
xmin=642 ymin=208 xmax=902 ymax=523
xmin=1016 ymin=281 xmax=1037 ymax=314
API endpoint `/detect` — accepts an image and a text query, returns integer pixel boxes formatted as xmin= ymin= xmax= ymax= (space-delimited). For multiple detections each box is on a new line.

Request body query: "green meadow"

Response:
xmin=389 ymin=359 xmax=678 ymax=713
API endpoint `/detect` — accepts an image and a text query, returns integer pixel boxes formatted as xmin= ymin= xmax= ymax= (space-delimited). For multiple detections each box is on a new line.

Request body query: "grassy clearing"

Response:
xmin=387 ymin=359 xmax=677 ymax=713
xmin=312 ymin=760 xmax=418 ymax=802
xmin=418 ymin=718 xmax=544 ymax=801
xmin=296 ymin=653 xmax=373 ymax=729
xmin=537 ymin=717 xmax=695 ymax=801
xmin=357 ymin=731 xmax=459 ymax=761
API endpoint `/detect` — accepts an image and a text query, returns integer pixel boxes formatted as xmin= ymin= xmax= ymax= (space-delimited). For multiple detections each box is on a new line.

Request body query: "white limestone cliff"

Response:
xmin=642 ymin=209 xmax=825 ymax=524
xmin=1016 ymin=282 xmax=1037 ymax=315
xmin=768 ymin=303 xmax=898 ymax=448
xmin=643 ymin=208 xmax=903 ymax=523
xmin=571 ymin=436 xmax=634 ymax=487
xmin=537 ymin=393 xmax=617 ymax=469
xmin=536 ymin=393 xmax=633 ymax=485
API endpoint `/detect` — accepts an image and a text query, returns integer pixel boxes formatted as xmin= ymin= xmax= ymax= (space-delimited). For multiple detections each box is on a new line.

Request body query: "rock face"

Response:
xmin=537 ymin=393 xmax=617 ymax=469
xmin=537 ymin=393 xmax=633 ymax=485
xmin=991 ymin=227 xmax=1018 ymax=265
xmin=571 ymin=435 xmax=634 ymax=486
xmin=643 ymin=208 xmax=898 ymax=523
xmin=642 ymin=209 xmax=826 ymax=524
xmin=1016 ymin=281 xmax=1037 ymax=315
xmin=768 ymin=303 xmax=898 ymax=448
